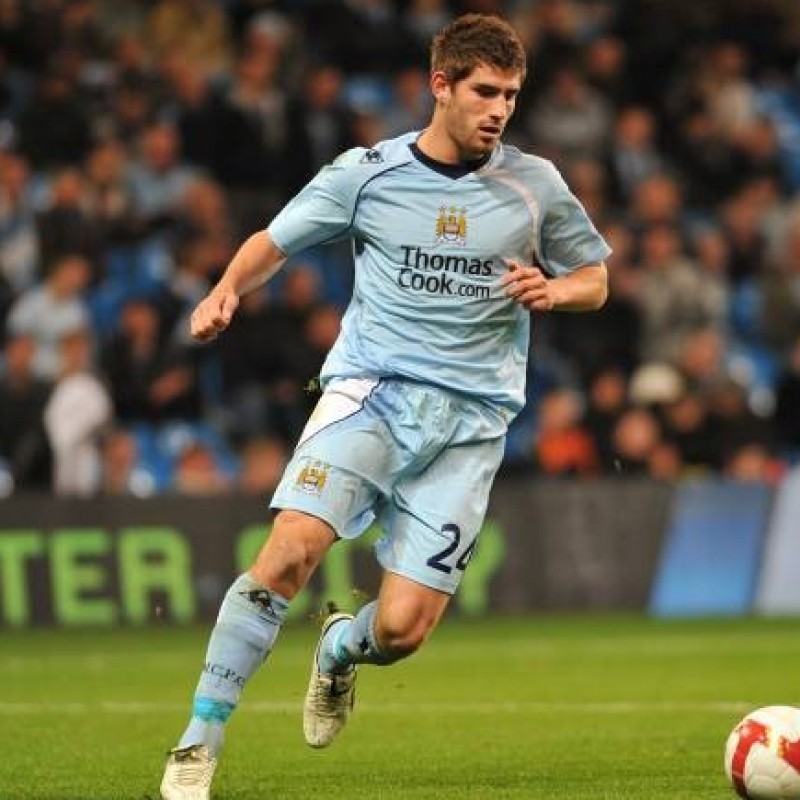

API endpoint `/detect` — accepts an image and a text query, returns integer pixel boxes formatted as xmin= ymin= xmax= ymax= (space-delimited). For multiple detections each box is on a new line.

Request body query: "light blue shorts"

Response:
xmin=270 ymin=378 xmax=507 ymax=594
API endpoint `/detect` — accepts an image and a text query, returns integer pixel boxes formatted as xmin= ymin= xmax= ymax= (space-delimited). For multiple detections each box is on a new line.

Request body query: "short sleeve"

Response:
xmin=267 ymin=148 xmax=367 ymax=256
xmin=539 ymin=164 xmax=612 ymax=276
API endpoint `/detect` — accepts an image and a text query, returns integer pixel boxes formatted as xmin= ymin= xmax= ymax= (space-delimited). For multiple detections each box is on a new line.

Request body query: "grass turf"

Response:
xmin=1 ymin=615 xmax=798 ymax=799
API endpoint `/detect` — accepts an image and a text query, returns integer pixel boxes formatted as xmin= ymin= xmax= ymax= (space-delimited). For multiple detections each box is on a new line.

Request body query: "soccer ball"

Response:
xmin=724 ymin=706 xmax=800 ymax=799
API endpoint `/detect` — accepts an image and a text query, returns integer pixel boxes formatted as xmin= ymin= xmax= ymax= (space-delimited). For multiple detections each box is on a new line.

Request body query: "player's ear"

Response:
xmin=430 ymin=70 xmax=450 ymax=104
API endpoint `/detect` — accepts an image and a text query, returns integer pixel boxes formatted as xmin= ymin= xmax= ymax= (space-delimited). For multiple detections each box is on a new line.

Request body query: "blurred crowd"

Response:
xmin=1 ymin=0 xmax=800 ymax=497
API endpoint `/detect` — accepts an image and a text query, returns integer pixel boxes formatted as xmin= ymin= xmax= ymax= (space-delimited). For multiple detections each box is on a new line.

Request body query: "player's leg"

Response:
xmin=304 ymin=572 xmax=450 ymax=748
xmin=176 ymin=510 xmax=336 ymax=752
xmin=163 ymin=378 xmax=390 ymax=790
xmin=364 ymin=434 xmax=505 ymax=665
xmin=306 ymin=432 xmax=505 ymax=748
xmin=321 ymin=570 xmax=450 ymax=669
xmin=160 ymin=510 xmax=335 ymax=800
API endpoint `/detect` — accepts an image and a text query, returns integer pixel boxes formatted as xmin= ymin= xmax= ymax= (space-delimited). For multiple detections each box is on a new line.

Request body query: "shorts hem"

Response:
xmin=269 ymin=500 xmax=345 ymax=539
xmin=376 ymin=555 xmax=458 ymax=596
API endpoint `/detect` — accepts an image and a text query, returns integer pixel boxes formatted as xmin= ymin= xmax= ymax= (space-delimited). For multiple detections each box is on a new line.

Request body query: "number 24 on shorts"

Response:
xmin=427 ymin=523 xmax=476 ymax=574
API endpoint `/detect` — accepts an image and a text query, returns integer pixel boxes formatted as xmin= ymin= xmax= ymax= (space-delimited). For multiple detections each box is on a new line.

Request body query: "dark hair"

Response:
xmin=431 ymin=14 xmax=527 ymax=84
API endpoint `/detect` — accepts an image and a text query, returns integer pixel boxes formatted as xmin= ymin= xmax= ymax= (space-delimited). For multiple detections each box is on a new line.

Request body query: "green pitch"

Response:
xmin=1 ymin=615 xmax=798 ymax=799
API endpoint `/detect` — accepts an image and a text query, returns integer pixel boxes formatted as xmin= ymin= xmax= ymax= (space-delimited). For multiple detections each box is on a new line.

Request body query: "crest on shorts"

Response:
xmin=435 ymin=205 xmax=467 ymax=246
xmin=295 ymin=460 xmax=330 ymax=495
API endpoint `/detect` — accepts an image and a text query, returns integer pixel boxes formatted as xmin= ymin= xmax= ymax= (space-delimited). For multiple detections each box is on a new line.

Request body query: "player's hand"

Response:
xmin=190 ymin=290 xmax=240 ymax=341
xmin=500 ymin=260 xmax=556 ymax=311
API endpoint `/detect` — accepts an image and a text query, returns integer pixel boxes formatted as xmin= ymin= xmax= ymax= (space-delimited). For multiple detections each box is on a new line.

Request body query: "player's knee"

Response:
xmin=376 ymin=607 xmax=437 ymax=661
xmin=250 ymin=510 xmax=333 ymax=592
xmin=380 ymin=632 xmax=423 ymax=661
xmin=273 ymin=509 xmax=322 ymax=554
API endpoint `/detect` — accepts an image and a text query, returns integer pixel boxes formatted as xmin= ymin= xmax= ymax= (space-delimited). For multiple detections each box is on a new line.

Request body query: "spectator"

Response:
xmin=286 ymin=303 xmax=343 ymax=420
xmin=302 ymin=0 xmax=414 ymax=75
xmin=563 ymin=156 xmax=609 ymax=221
xmin=236 ymin=435 xmax=287 ymax=495
xmin=0 ymin=150 xmax=39 ymax=293
xmin=660 ymin=391 xmax=722 ymax=472
xmin=756 ymin=211 xmax=800 ymax=353
xmin=774 ymin=335 xmax=800 ymax=456
xmin=171 ymin=440 xmax=231 ymax=495
xmin=100 ymin=428 xmax=142 ymax=495
xmin=161 ymin=234 xmax=224 ymax=344
xmin=733 ymin=117 xmax=785 ymax=192
xmin=609 ymin=407 xmax=664 ymax=476
xmin=58 ymin=0 xmax=109 ymax=64
xmin=100 ymin=297 xmax=201 ymax=424
xmin=36 ymin=167 xmax=101 ymax=276
xmin=405 ymin=0 xmax=452 ymax=59
xmin=648 ymin=440 xmax=683 ymax=481
xmin=584 ymin=366 xmax=628 ymax=470
xmin=583 ymin=36 xmax=629 ymax=107
xmin=707 ymin=376 xmax=775 ymax=463
xmin=16 ymin=65 xmax=91 ymax=170
xmin=533 ymin=387 xmax=598 ymax=476
xmin=676 ymin=328 xmax=729 ymax=392
xmin=126 ymin=122 xmax=199 ymax=236
xmin=0 ymin=1 xmax=800 ymax=489
xmin=628 ymin=173 xmax=684 ymax=232
xmin=383 ymin=67 xmax=431 ymax=138
xmin=43 ymin=327 xmax=112 ymax=496
xmin=607 ymin=106 xmax=666 ymax=203
xmin=211 ymin=44 xmax=290 ymax=236
xmin=550 ymin=219 xmax=641 ymax=378
xmin=719 ymin=186 xmax=767 ymax=285
xmin=81 ymin=138 xmax=141 ymax=249
xmin=723 ymin=442 xmax=782 ymax=484
xmin=674 ymin=109 xmax=739 ymax=208
xmin=526 ymin=65 xmax=613 ymax=163
xmin=161 ymin=55 xmax=221 ymax=174
xmin=636 ymin=225 xmax=725 ymax=362
xmin=105 ymin=73 xmax=158 ymax=147
xmin=145 ymin=0 xmax=233 ymax=78
xmin=173 ymin=177 xmax=232 ymax=249
xmin=0 ymin=333 xmax=51 ymax=490
xmin=288 ymin=64 xmax=355 ymax=185
xmin=697 ymin=42 xmax=758 ymax=142
xmin=6 ymin=253 xmax=90 ymax=379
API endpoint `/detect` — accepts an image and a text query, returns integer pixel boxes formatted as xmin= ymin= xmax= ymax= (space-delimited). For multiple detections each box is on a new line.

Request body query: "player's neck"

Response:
xmin=416 ymin=126 xmax=487 ymax=166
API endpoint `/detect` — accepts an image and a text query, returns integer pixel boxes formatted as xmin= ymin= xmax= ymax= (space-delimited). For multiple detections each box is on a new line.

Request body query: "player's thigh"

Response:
xmin=376 ymin=436 xmax=505 ymax=595
xmin=271 ymin=379 xmax=397 ymax=540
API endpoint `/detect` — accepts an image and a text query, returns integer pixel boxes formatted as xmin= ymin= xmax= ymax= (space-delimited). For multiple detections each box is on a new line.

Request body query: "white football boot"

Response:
xmin=303 ymin=611 xmax=357 ymax=748
xmin=160 ymin=744 xmax=217 ymax=800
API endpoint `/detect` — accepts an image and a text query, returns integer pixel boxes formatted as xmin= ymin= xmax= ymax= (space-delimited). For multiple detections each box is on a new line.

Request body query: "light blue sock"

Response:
xmin=178 ymin=574 xmax=289 ymax=755
xmin=318 ymin=601 xmax=394 ymax=674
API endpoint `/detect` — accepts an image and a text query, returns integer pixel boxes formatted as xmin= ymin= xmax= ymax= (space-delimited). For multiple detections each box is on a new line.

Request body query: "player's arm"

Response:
xmin=506 ymin=161 xmax=611 ymax=313
xmin=190 ymin=147 xmax=369 ymax=342
xmin=501 ymin=260 xmax=608 ymax=312
xmin=190 ymin=231 xmax=286 ymax=342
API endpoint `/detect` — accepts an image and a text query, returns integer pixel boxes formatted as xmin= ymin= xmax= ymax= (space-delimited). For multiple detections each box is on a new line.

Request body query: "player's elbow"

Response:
xmin=591 ymin=280 xmax=609 ymax=310
xmin=586 ymin=263 xmax=609 ymax=310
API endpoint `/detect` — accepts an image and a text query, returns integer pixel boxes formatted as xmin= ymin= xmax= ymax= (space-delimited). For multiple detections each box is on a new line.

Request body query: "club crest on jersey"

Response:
xmin=295 ymin=460 xmax=330 ymax=495
xmin=435 ymin=205 xmax=467 ymax=246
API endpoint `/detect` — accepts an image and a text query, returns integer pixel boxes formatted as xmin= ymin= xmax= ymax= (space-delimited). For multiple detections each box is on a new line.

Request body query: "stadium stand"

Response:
xmin=1 ymin=0 xmax=800 ymax=495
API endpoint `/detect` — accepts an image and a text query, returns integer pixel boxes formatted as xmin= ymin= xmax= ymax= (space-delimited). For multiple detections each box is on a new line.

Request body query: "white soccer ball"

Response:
xmin=724 ymin=706 xmax=800 ymax=799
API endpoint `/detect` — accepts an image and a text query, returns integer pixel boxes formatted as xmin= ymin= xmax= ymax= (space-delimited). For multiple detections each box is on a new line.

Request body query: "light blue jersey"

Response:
xmin=268 ymin=132 xmax=611 ymax=420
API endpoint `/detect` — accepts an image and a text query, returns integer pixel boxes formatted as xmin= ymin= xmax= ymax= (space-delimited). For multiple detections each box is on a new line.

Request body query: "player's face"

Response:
xmin=438 ymin=65 xmax=522 ymax=159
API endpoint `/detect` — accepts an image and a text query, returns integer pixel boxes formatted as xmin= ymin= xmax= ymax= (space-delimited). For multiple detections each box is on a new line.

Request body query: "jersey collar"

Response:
xmin=408 ymin=141 xmax=493 ymax=179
